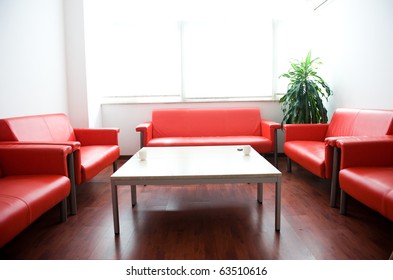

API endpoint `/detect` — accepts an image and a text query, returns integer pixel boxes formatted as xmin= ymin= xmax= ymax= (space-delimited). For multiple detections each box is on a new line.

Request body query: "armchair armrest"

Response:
xmin=0 ymin=144 xmax=72 ymax=176
xmin=136 ymin=122 xmax=153 ymax=148
xmin=337 ymin=137 xmax=393 ymax=169
xmin=74 ymin=128 xmax=120 ymax=146
xmin=325 ymin=136 xmax=354 ymax=147
xmin=261 ymin=120 xmax=281 ymax=167
xmin=261 ymin=120 xmax=281 ymax=140
xmin=326 ymin=135 xmax=393 ymax=147
xmin=284 ymin=124 xmax=329 ymax=142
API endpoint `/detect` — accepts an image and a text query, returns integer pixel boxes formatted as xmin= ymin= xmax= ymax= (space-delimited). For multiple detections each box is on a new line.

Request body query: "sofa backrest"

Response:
xmin=152 ymin=108 xmax=262 ymax=137
xmin=326 ymin=108 xmax=393 ymax=137
xmin=0 ymin=113 xmax=76 ymax=142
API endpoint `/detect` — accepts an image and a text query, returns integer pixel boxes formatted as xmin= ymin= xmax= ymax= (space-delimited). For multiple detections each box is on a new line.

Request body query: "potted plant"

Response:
xmin=279 ymin=51 xmax=332 ymax=124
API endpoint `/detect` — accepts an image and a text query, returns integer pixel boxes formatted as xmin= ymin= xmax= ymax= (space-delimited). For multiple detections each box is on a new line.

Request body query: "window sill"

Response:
xmin=101 ymin=95 xmax=283 ymax=105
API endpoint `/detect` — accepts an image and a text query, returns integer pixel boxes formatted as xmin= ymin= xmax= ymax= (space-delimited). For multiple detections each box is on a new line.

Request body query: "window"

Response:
xmin=182 ymin=19 xmax=272 ymax=99
xmin=84 ymin=0 xmax=273 ymax=101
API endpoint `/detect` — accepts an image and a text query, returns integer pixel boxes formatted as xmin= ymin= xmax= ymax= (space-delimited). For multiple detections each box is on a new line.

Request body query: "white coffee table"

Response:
xmin=110 ymin=145 xmax=282 ymax=233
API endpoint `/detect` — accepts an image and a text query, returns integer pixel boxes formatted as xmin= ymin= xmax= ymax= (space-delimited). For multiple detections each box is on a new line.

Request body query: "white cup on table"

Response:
xmin=243 ymin=145 xmax=251 ymax=156
xmin=138 ymin=149 xmax=147 ymax=161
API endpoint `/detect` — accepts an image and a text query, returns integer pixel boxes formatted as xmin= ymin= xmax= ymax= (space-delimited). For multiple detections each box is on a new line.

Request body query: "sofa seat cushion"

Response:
xmin=0 ymin=175 xmax=70 ymax=222
xmin=340 ymin=167 xmax=393 ymax=221
xmin=284 ymin=141 xmax=326 ymax=178
xmin=146 ymin=136 xmax=273 ymax=153
xmin=80 ymin=145 xmax=120 ymax=183
xmin=0 ymin=195 xmax=30 ymax=247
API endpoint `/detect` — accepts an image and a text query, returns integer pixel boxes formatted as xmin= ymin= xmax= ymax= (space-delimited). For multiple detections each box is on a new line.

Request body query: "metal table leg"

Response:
xmin=131 ymin=185 xmax=137 ymax=206
xmin=111 ymin=184 xmax=120 ymax=234
xmin=257 ymin=183 xmax=263 ymax=204
xmin=275 ymin=178 xmax=281 ymax=231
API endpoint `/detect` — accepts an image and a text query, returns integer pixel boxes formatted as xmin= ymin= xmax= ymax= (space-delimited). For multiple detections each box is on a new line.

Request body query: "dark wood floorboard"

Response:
xmin=1 ymin=157 xmax=392 ymax=260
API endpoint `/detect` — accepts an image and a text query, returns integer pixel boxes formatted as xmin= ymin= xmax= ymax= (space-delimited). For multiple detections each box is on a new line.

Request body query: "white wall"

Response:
xmin=0 ymin=0 xmax=68 ymax=118
xmin=64 ymin=0 xmax=89 ymax=127
xmin=315 ymin=0 xmax=393 ymax=115
xmin=272 ymin=0 xmax=393 ymax=121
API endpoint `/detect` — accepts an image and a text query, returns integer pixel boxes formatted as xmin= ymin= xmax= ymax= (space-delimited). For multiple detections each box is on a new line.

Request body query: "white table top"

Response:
xmin=111 ymin=145 xmax=281 ymax=185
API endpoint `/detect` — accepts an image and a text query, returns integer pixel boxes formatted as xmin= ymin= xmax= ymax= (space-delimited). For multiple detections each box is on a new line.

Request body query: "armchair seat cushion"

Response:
xmin=284 ymin=141 xmax=326 ymax=177
xmin=80 ymin=145 xmax=120 ymax=183
xmin=340 ymin=167 xmax=393 ymax=221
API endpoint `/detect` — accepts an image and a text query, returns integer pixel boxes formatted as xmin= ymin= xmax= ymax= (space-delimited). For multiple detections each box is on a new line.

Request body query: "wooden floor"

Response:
xmin=1 ymin=156 xmax=392 ymax=260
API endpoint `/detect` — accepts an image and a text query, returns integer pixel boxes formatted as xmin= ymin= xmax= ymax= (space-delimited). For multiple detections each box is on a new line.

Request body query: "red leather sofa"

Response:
xmin=0 ymin=144 xmax=71 ymax=248
xmin=283 ymin=108 xmax=393 ymax=206
xmin=338 ymin=138 xmax=393 ymax=221
xmin=0 ymin=113 xmax=120 ymax=214
xmin=136 ymin=108 xmax=281 ymax=165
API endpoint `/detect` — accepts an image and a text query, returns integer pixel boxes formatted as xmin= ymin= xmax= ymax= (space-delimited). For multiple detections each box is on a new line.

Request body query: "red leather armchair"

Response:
xmin=0 ymin=144 xmax=72 ymax=248
xmin=283 ymin=108 xmax=393 ymax=207
xmin=0 ymin=113 xmax=120 ymax=214
xmin=337 ymin=138 xmax=393 ymax=221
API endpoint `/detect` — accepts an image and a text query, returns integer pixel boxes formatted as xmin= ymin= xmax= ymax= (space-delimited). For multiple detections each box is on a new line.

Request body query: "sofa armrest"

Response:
xmin=136 ymin=122 xmax=153 ymax=148
xmin=337 ymin=137 xmax=393 ymax=169
xmin=0 ymin=140 xmax=81 ymax=151
xmin=0 ymin=144 xmax=72 ymax=176
xmin=284 ymin=124 xmax=329 ymax=142
xmin=261 ymin=120 xmax=281 ymax=140
xmin=74 ymin=128 xmax=120 ymax=146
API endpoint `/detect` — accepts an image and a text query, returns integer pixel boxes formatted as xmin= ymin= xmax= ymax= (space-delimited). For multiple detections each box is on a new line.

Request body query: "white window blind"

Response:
xmin=182 ymin=19 xmax=272 ymax=99
xmin=105 ymin=20 xmax=182 ymax=97
xmin=84 ymin=0 xmax=273 ymax=101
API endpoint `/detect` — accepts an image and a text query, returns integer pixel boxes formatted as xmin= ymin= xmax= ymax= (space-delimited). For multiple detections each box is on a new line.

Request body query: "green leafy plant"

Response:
xmin=279 ymin=51 xmax=332 ymax=124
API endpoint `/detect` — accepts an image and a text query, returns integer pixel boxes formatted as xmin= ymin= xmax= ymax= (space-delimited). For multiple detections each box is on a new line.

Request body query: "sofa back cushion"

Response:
xmin=0 ymin=114 xmax=76 ymax=142
xmin=152 ymin=108 xmax=262 ymax=137
xmin=326 ymin=108 xmax=393 ymax=138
